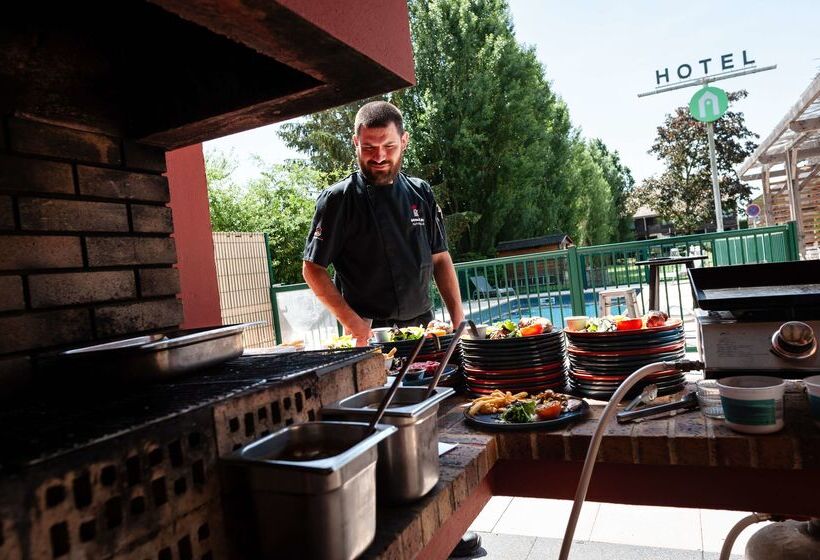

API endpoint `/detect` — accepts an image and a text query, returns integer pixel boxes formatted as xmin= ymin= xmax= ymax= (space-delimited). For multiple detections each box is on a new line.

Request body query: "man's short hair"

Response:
xmin=354 ymin=101 xmax=404 ymax=136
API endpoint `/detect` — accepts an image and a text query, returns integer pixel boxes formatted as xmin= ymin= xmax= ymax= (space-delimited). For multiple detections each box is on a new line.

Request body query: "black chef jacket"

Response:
xmin=303 ymin=171 xmax=448 ymax=322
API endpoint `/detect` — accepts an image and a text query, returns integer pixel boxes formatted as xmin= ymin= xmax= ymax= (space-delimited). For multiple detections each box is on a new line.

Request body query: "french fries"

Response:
xmin=468 ymin=390 xmax=528 ymax=416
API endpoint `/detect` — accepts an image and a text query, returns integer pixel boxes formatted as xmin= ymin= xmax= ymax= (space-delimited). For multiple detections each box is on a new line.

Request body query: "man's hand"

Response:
xmin=343 ymin=315 xmax=374 ymax=347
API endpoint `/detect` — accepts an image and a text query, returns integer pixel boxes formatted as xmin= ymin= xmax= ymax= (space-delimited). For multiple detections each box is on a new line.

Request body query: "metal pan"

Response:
xmin=54 ymin=322 xmax=261 ymax=384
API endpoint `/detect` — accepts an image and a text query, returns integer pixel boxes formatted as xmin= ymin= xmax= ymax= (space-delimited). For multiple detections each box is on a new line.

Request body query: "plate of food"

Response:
xmin=463 ymin=389 xmax=588 ymax=431
xmin=564 ymin=312 xmax=682 ymax=339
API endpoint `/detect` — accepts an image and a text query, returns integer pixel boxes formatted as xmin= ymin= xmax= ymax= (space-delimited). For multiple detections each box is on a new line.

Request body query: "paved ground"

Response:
xmin=454 ymin=497 xmax=765 ymax=559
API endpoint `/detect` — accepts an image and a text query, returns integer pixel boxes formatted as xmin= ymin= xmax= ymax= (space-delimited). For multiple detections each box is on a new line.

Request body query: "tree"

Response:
xmin=588 ymin=139 xmax=635 ymax=241
xmin=634 ymin=90 xmax=758 ymax=233
xmin=205 ymin=150 xmax=329 ymax=284
xmin=562 ymin=137 xmax=615 ymax=246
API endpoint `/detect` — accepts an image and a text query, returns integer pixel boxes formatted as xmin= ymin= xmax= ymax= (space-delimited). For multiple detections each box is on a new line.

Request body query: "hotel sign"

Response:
xmin=655 ymin=50 xmax=756 ymax=86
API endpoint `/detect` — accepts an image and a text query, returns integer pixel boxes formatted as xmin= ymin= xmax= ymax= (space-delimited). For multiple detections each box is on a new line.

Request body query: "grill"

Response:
xmin=0 ymin=348 xmax=379 ymax=560
xmin=0 ymin=348 xmax=375 ymax=474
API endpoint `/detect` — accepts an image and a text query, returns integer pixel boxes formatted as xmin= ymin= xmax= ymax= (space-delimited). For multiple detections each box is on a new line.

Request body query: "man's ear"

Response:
xmin=352 ymin=134 xmax=359 ymax=148
xmin=401 ymin=131 xmax=409 ymax=150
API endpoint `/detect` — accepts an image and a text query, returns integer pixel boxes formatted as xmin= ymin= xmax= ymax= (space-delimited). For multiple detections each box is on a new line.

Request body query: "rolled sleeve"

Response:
xmin=303 ymin=189 xmax=345 ymax=267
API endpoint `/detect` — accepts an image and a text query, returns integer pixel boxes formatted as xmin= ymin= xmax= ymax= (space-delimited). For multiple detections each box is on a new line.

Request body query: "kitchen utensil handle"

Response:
xmin=423 ymin=320 xmax=473 ymax=400
xmin=616 ymin=392 xmax=699 ymax=423
xmin=366 ymin=334 xmax=427 ymax=436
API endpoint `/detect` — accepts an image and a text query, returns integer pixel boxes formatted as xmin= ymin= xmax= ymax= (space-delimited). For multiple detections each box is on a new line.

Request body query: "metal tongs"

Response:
xmin=423 ymin=320 xmax=473 ymax=400
xmin=616 ymin=384 xmax=699 ymax=424
xmin=365 ymin=334 xmax=428 ymax=437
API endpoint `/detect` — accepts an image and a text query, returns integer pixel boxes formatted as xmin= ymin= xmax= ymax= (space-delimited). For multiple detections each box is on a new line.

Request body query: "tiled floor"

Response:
xmin=461 ymin=497 xmax=768 ymax=559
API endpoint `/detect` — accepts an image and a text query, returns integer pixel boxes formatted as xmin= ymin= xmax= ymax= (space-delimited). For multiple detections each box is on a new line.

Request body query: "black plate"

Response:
xmin=565 ymin=327 xmax=684 ymax=345
xmin=567 ymin=381 xmax=685 ymax=401
xmin=463 ymin=399 xmax=589 ymax=431
xmin=460 ymin=330 xmax=564 ymax=347
xmin=461 ymin=340 xmax=566 ymax=357
xmin=568 ymin=374 xmax=684 ymax=391
xmin=388 ymin=365 xmax=458 ymax=386
xmin=462 ymin=352 xmax=566 ymax=369
xmin=568 ymin=352 xmax=686 ymax=372
xmin=566 ymin=331 xmax=684 ymax=350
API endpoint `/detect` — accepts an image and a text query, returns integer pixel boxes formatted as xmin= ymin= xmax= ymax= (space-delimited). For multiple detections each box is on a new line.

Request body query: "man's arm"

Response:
xmin=432 ymin=251 xmax=464 ymax=326
xmin=302 ymin=261 xmax=373 ymax=346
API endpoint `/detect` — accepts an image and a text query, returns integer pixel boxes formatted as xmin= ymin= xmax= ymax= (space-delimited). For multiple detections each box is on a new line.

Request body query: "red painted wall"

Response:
xmin=278 ymin=0 xmax=415 ymax=85
xmin=166 ymin=144 xmax=222 ymax=328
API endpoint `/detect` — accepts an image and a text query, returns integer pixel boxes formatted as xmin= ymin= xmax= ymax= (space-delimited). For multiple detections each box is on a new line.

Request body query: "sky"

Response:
xmin=204 ymin=0 xmax=820 ymax=188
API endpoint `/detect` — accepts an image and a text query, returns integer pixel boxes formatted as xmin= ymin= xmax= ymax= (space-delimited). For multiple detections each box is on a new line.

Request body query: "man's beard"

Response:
xmin=359 ymin=153 xmax=403 ymax=186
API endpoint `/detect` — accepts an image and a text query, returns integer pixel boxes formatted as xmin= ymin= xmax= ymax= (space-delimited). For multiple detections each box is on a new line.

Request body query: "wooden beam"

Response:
xmin=784 ymin=150 xmax=806 ymax=255
xmin=790 ymin=115 xmax=820 ymax=133
xmin=739 ymin=73 xmax=820 ymax=176
xmin=762 ymin=166 xmax=774 ymax=226
xmin=758 ymin=143 xmax=820 ymax=164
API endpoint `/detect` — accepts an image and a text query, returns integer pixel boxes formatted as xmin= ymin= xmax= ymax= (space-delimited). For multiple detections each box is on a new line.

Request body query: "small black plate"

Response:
xmin=463 ymin=399 xmax=589 ymax=431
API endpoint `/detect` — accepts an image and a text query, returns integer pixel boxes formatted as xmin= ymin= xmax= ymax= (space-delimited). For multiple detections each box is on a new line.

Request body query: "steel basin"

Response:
xmin=320 ymin=386 xmax=454 ymax=503
xmin=223 ymin=421 xmax=396 ymax=560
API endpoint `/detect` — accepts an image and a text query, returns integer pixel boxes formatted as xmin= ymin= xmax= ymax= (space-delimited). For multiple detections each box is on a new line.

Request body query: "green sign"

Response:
xmin=689 ymin=86 xmax=729 ymax=122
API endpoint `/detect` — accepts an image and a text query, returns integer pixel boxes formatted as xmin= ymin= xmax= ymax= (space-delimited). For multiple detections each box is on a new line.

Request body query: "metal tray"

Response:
xmin=688 ymin=261 xmax=820 ymax=311
xmin=55 ymin=323 xmax=258 ymax=383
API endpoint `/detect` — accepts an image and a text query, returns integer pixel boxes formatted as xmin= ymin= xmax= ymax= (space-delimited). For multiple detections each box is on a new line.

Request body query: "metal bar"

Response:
xmin=566 ymin=246 xmax=585 ymax=316
xmin=706 ymin=122 xmax=724 ymax=232
xmin=637 ymin=64 xmax=777 ymax=97
xmin=264 ymin=233 xmax=283 ymax=345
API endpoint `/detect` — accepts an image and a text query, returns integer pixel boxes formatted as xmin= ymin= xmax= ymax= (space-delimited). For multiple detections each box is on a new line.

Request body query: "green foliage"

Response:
xmin=633 ymin=90 xmax=758 ymax=233
xmin=206 ymin=150 xmax=329 ymax=284
xmin=275 ymin=0 xmax=632 ymax=258
xmin=588 ymin=139 xmax=635 ymax=241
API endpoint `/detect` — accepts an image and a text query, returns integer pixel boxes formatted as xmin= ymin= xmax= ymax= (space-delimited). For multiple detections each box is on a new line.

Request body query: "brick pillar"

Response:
xmin=0 ymin=117 xmax=183 ymax=391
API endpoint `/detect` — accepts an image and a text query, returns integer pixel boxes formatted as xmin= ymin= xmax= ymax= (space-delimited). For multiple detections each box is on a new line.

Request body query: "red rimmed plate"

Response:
xmin=464 ymin=360 xmax=565 ymax=376
xmin=467 ymin=380 xmax=567 ymax=396
xmin=569 ymin=368 xmax=680 ymax=382
xmin=564 ymin=319 xmax=683 ymax=338
xmin=567 ymin=341 xmax=684 ymax=358
xmin=465 ymin=366 xmax=566 ymax=381
xmin=466 ymin=371 xmax=566 ymax=388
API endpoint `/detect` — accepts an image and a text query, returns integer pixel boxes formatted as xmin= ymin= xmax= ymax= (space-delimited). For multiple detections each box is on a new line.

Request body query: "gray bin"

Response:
xmin=224 ymin=421 xmax=396 ymax=560
xmin=321 ymin=386 xmax=454 ymax=503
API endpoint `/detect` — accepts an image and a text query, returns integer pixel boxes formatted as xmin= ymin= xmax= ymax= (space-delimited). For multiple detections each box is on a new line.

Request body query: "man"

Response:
xmin=302 ymin=101 xmax=464 ymax=344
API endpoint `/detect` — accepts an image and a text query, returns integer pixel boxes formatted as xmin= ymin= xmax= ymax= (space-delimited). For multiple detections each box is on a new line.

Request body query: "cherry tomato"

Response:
xmin=535 ymin=401 xmax=562 ymax=420
xmin=615 ymin=318 xmax=643 ymax=331
xmin=520 ymin=324 xmax=544 ymax=337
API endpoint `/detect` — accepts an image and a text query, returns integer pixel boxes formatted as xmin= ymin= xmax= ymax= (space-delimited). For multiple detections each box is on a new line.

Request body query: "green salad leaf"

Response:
xmin=500 ymin=400 xmax=536 ymax=423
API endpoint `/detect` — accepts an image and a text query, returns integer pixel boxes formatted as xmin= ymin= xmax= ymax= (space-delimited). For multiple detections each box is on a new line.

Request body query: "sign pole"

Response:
xmin=705 ymin=121 xmax=724 ymax=232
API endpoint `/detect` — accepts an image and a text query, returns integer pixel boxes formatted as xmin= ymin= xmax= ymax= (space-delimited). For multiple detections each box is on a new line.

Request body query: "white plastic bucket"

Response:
xmin=804 ymin=375 xmax=820 ymax=429
xmin=717 ymin=376 xmax=786 ymax=434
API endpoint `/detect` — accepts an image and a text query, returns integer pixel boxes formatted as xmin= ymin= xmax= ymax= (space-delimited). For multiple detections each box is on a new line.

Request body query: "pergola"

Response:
xmin=739 ymin=73 xmax=820 ymax=256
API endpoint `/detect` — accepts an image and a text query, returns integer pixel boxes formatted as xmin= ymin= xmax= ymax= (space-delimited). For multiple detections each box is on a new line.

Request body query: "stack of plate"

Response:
xmin=372 ymin=334 xmax=456 ymax=363
xmin=460 ymin=330 xmax=567 ymax=395
xmin=565 ymin=321 xmax=686 ymax=400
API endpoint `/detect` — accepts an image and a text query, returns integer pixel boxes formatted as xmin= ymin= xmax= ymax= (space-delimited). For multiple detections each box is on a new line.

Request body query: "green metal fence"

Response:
xmin=271 ymin=222 xmax=798 ymax=345
xmin=434 ymin=222 xmax=799 ymax=327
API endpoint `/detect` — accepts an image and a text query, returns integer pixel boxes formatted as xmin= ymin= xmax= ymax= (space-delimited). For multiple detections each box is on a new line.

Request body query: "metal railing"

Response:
xmin=270 ymin=222 xmax=799 ymax=345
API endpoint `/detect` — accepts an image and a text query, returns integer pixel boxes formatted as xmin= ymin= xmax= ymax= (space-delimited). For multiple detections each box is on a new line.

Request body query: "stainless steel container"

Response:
xmin=321 ymin=386 xmax=454 ymax=503
xmin=224 ymin=421 xmax=396 ymax=560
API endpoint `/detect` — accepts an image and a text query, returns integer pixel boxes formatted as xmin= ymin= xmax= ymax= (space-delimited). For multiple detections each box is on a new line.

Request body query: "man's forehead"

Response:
xmin=357 ymin=123 xmax=402 ymax=143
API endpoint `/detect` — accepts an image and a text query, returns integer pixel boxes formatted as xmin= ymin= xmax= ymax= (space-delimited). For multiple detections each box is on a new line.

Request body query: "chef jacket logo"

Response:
xmin=314 ymin=225 xmax=323 ymax=240
xmin=410 ymin=205 xmax=425 ymax=227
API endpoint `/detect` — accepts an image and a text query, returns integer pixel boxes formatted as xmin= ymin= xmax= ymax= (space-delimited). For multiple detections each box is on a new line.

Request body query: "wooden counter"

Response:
xmin=361 ymin=382 xmax=820 ymax=559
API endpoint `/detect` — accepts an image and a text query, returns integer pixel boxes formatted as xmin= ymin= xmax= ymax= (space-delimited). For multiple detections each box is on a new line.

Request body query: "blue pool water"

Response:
xmin=462 ymin=290 xmax=639 ymax=327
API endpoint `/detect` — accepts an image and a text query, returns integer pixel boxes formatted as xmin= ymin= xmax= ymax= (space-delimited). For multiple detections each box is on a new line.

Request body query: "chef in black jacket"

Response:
xmin=302 ymin=101 xmax=464 ymax=346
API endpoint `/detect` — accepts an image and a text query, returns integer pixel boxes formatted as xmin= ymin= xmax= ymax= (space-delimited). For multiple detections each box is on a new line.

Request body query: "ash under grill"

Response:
xmin=0 ymin=349 xmax=375 ymax=474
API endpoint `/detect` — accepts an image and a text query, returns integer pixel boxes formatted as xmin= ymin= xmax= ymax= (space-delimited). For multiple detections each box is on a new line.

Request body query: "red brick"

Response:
xmin=131 ymin=204 xmax=173 ymax=233
xmin=0 ymin=309 xmax=92 ymax=353
xmin=85 ymin=236 xmax=176 ymax=266
xmin=29 ymin=271 xmax=136 ymax=308
xmin=8 ymin=118 xmax=121 ymax=165
xmin=0 ymin=197 xmax=14 ymax=230
xmin=138 ymin=268 xmax=180 ymax=297
xmin=94 ymin=298 xmax=183 ymax=337
xmin=0 ymin=235 xmax=83 ymax=271
xmin=123 ymin=141 xmax=167 ymax=172
xmin=77 ymin=166 xmax=169 ymax=202
xmin=18 ymin=198 xmax=128 ymax=232
xmin=0 ymin=155 xmax=74 ymax=195
xmin=0 ymin=276 xmax=25 ymax=311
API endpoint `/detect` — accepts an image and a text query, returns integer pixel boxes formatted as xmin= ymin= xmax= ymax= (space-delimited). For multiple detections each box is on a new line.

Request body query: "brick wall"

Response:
xmin=0 ymin=116 xmax=182 ymax=390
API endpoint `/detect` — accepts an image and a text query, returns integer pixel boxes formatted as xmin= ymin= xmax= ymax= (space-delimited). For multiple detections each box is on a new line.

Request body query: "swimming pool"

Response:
xmin=462 ymin=290 xmax=641 ymax=327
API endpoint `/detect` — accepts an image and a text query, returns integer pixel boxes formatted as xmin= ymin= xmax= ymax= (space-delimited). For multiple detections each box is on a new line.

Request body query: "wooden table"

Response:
xmin=635 ymin=256 xmax=707 ymax=311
